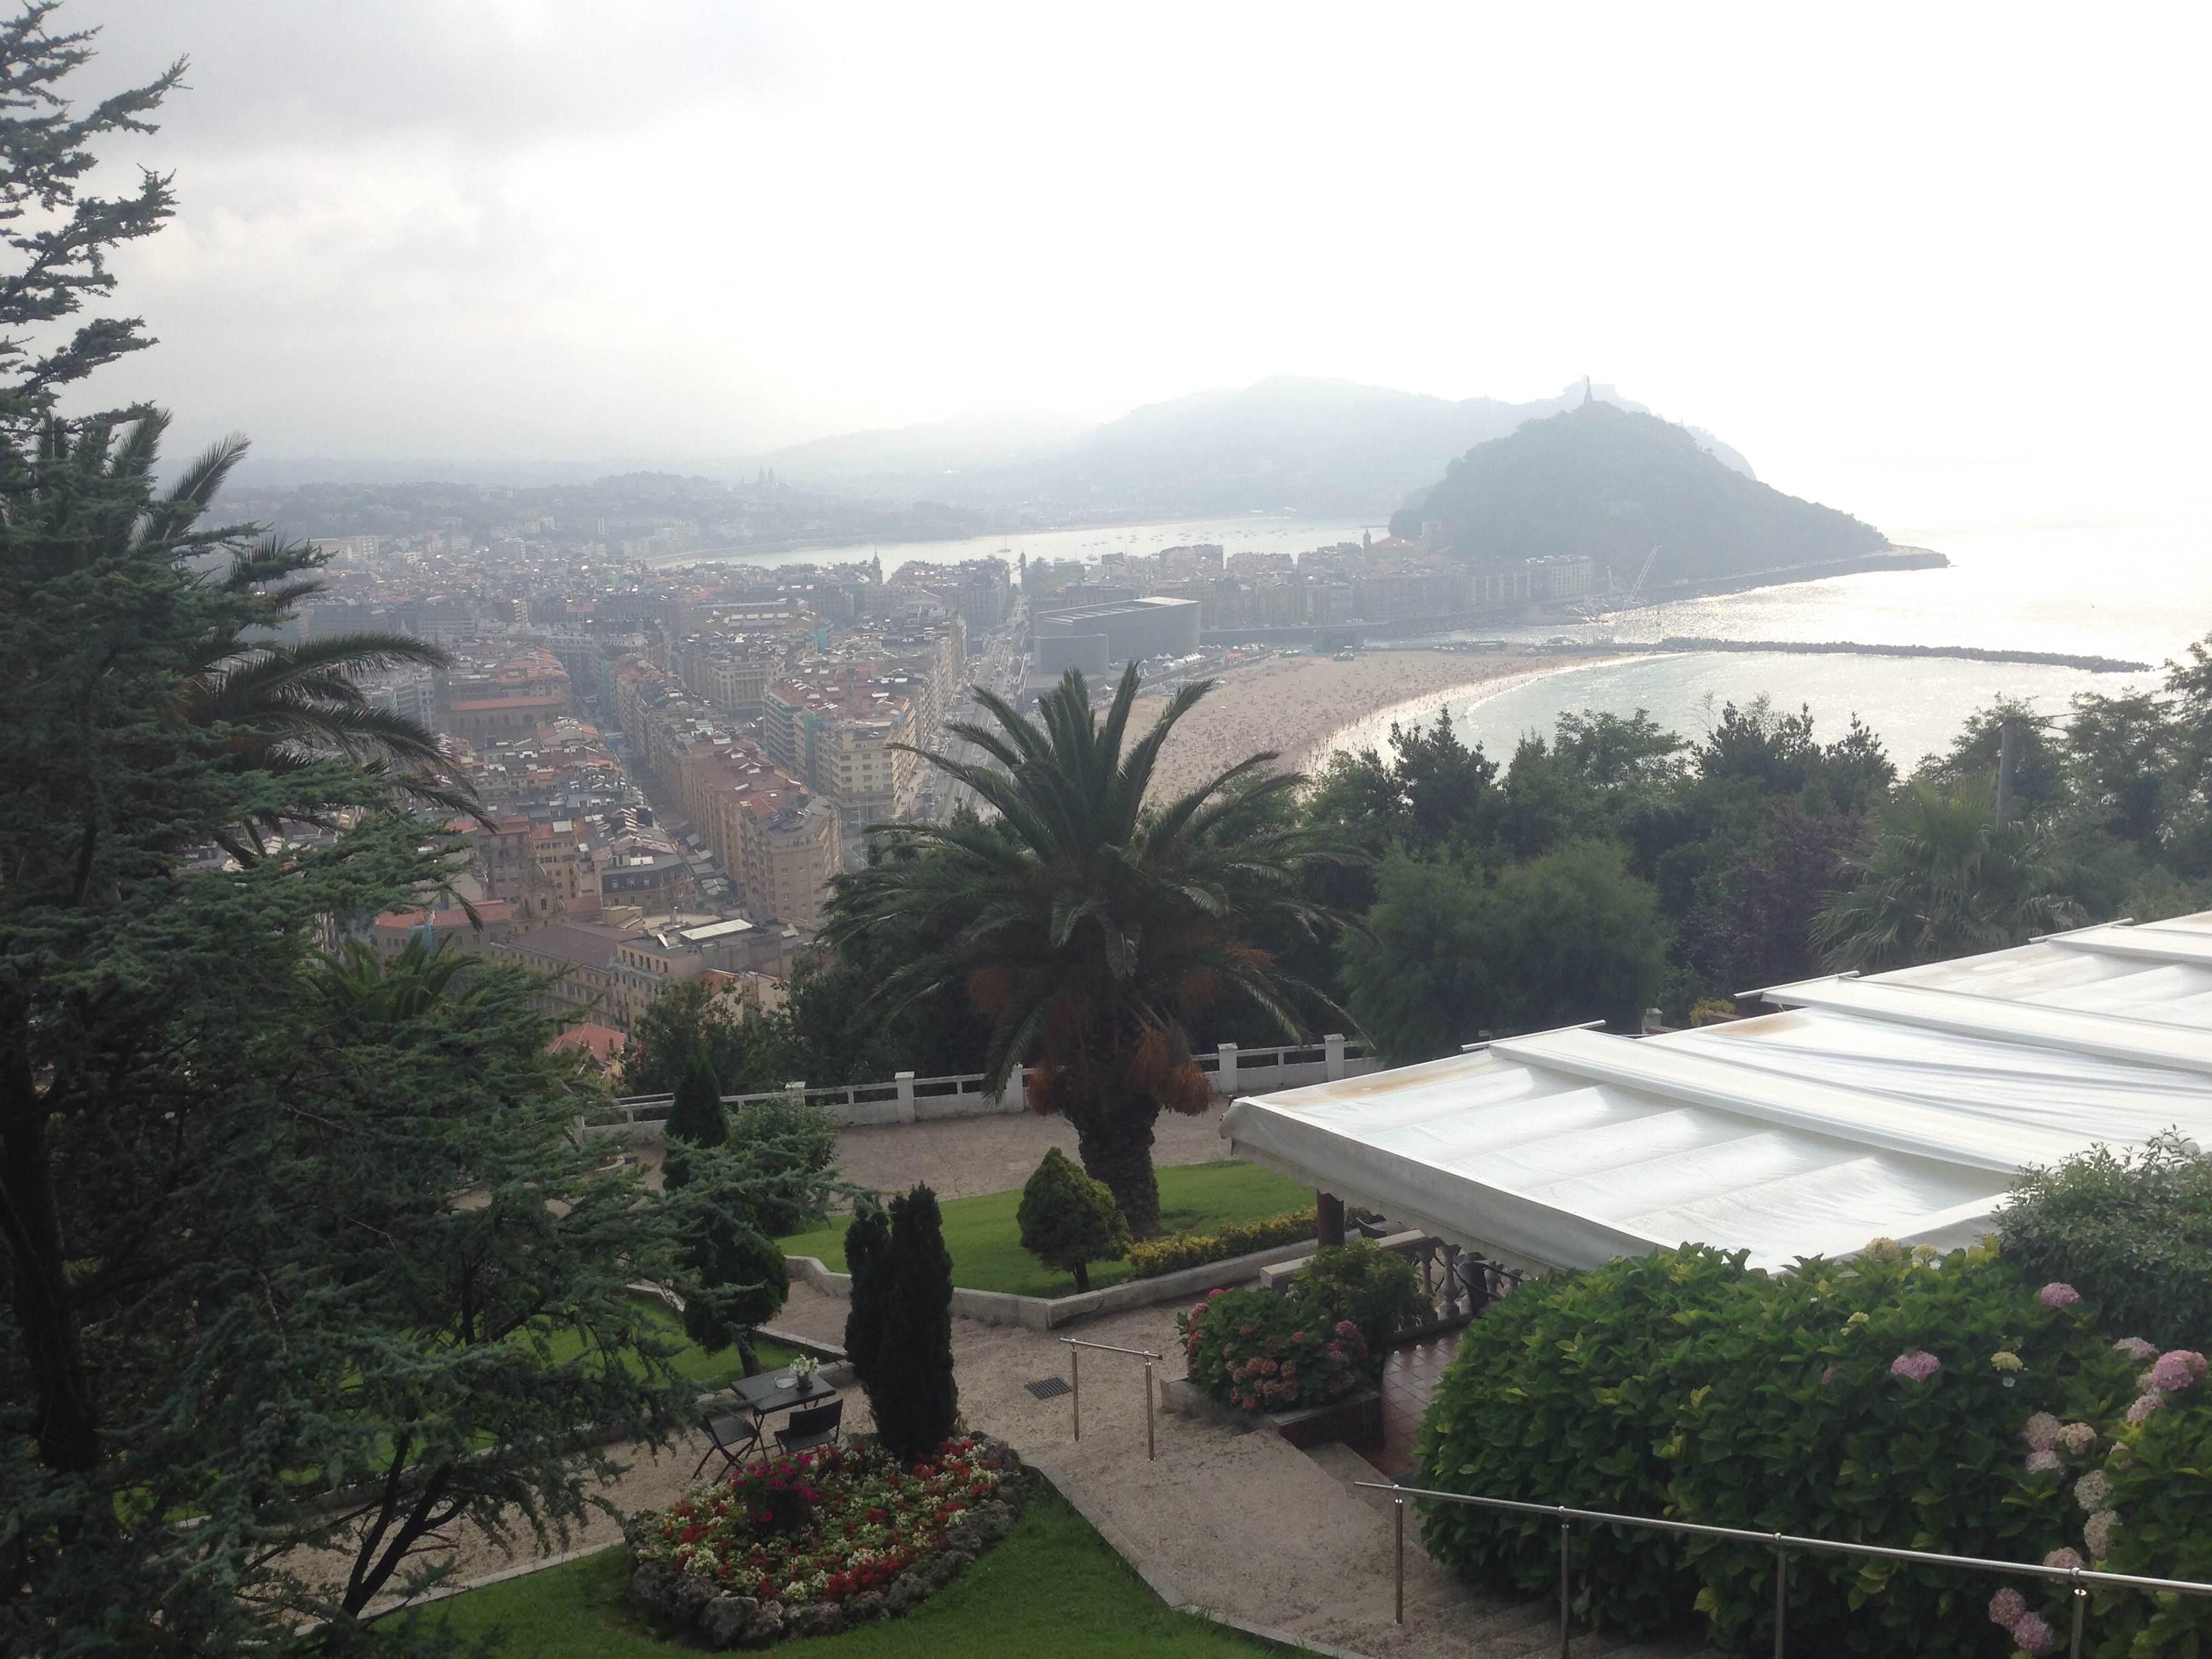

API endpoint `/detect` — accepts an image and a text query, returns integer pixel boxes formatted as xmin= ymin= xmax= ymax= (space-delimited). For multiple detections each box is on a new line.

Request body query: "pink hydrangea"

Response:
xmin=2150 ymin=1350 xmax=2208 ymax=1392
xmin=2043 ymin=1547 xmax=2085 ymax=1571
xmin=2073 ymin=1469 xmax=2113 ymax=1512
xmin=2039 ymin=1282 xmax=2083 ymax=1309
xmin=2024 ymin=1449 xmax=2063 ymax=1475
xmin=2022 ymin=1412 xmax=2064 ymax=1451
xmin=2126 ymin=1391 xmax=2165 ymax=1424
xmin=2011 ymin=1611 xmax=2057 ymax=1654
xmin=2085 ymin=1509 xmax=2120 ymax=1559
xmin=2114 ymin=1336 xmax=2158 ymax=1362
xmin=1820 ymin=1366 xmax=1839 ymax=1387
xmin=1891 ymin=1350 xmax=1942 ymax=1382
xmin=1987 ymin=1586 xmax=2027 ymax=1626
xmin=2058 ymin=1422 xmax=2097 ymax=1456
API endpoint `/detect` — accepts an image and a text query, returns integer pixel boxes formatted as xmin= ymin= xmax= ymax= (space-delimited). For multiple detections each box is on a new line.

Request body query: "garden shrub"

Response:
xmin=1292 ymin=1239 xmax=1431 ymax=1370
xmin=724 ymin=1092 xmax=839 ymax=1236
xmin=1125 ymin=1207 xmax=1316 ymax=1278
xmin=661 ymin=1044 xmax=728 ymax=1189
xmin=874 ymin=1185 xmax=959 ymax=1460
xmin=1999 ymin=1132 xmax=2212 ymax=1353
xmin=1662 ymin=1245 xmax=2134 ymax=1657
xmin=1176 ymin=1286 xmax=1368 ymax=1414
xmin=1413 ymin=1246 xmax=1749 ymax=1636
xmin=1414 ymin=1242 xmax=2165 ymax=1655
xmin=1016 ymin=1147 xmax=1130 ymax=1292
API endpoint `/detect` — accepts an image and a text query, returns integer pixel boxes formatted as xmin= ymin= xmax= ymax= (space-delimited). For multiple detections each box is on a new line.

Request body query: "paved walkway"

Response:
xmin=831 ymin=1101 xmax=1240 ymax=1200
xmin=626 ymin=1102 xmax=1239 ymax=1199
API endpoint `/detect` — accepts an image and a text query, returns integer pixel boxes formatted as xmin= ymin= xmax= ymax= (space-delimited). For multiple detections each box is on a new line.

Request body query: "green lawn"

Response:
xmin=777 ymin=1160 xmax=1313 ymax=1298
xmin=392 ymin=1483 xmax=1269 ymax=1657
xmin=538 ymin=1300 xmax=798 ymax=1393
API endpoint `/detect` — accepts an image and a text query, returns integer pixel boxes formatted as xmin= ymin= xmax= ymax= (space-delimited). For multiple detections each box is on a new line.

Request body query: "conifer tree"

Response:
xmin=1017 ymin=1146 xmax=1130 ymax=1292
xmin=878 ymin=1185 xmax=959 ymax=1458
xmin=842 ymin=1204 xmax=893 ymax=1392
xmin=660 ymin=1043 xmax=726 ymax=1190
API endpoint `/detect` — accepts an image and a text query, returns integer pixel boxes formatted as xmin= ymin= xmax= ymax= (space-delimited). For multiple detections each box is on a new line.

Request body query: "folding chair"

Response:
xmin=774 ymin=1398 xmax=844 ymax=1455
xmin=692 ymin=1407 xmax=762 ymax=1478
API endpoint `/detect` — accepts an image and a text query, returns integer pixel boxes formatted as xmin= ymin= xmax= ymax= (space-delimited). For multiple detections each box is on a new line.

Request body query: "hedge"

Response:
xmin=1126 ymin=1208 xmax=1315 ymax=1279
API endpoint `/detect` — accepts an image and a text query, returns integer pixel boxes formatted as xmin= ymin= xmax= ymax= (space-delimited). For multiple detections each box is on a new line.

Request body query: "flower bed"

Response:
xmin=626 ymin=1434 xmax=1026 ymax=1648
xmin=1126 ymin=1206 xmax=1316 ymax=1279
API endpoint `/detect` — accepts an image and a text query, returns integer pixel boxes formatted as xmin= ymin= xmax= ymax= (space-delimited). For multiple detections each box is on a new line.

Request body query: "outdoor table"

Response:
xmin=728 ymin=1366 xmax=837 ymax=1447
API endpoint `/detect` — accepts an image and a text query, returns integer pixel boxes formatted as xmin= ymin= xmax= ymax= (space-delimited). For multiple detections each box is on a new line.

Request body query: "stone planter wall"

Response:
xmin=786 ymin=1240 xmax=1317 ymax=1332
xmin=1161 ymin=1374 xmax=1384 ymax=1452
xmin=625 ymin=1437 xmax=1028 ymax=1650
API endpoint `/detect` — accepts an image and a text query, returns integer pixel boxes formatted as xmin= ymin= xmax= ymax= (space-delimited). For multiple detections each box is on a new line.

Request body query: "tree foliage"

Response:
xmin=1343 ymin=841 xmax=1670 ymax=1061
xmin=1 ymin=4 xmax=182 ymax=441
xmin=1015 ymin=1146 xmax=1130 ymax=1292
xmin=844 ymin=1187 xmax=959 ymax=1460
xmin=659 ymin=1042 xmax=727 ymax=1189
xmin=824 ymin=663 xmax=1357 ymax=1232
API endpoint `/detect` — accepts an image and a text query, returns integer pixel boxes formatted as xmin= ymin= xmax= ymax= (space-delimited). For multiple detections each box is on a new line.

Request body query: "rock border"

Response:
xmin=623 ymin=1435 xmax=1029 ymax=1650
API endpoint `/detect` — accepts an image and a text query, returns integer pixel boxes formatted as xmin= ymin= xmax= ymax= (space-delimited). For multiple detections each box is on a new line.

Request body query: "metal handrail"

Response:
xmin=1364 ymin=1481 xmax=2212 ymax=1659
xmin=1057 ymin=1338 xmax=1162 ymax=1460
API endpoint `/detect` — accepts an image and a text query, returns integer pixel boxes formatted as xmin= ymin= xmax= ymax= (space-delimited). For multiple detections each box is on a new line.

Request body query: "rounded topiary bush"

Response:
xmin=1016 ymin=1147 xmax=1130 ymax=1292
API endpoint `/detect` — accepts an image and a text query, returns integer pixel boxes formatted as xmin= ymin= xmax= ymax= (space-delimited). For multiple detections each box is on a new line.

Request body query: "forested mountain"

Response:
xmin=1391 ymin=398 xmax=1885 ymax=579
xmin=754 ymin=376 xmax=1753 ymax=518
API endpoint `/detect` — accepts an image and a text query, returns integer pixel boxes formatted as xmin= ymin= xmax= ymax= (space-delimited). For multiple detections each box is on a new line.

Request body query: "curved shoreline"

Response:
xmin=1137 ymin=651 xmax=1625 ymax=800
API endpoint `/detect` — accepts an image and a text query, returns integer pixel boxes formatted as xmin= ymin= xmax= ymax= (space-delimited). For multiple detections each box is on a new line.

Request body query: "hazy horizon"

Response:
xmin=54 ymin=1 xmax=2212 ymax=537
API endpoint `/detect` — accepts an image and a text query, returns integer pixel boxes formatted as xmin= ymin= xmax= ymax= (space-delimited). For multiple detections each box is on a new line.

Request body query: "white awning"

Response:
xmin=1221 ymin=916 xmax=2212 ymax=1275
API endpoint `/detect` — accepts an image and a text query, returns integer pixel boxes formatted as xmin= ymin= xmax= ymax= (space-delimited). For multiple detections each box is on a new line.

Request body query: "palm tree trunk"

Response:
xmin=1071 ymin=1105 xmax=1162 ymax=1236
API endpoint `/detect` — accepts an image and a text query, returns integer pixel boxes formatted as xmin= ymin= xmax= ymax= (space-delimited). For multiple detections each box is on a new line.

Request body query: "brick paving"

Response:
xmin=1366 ymin=1328 xmax=1462 ymax=1481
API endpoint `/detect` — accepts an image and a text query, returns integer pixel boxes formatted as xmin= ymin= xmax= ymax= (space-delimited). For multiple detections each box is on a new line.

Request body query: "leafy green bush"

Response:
xmin=1291 ymin=1240 xmax=1431 ymax=1372
xmin=1176 ymin=1286 xmax=1368 ymax=1414
xmin=1125 ymin=1208 xmax=1315 ymax=1278
xmin=2067 ymin=1350 xmax=2212 ymax=1656
xmin=1414 ymin=1246 xmax=1746 ymax=1635
xmin=1662 ymin=1246 xmax=2133 ymax=1657
xmin=1414 ymin=1244 xmax=2140 ymax=1654
xmin=1016 ymin=1147 xmax=1130 ymax=1292
xmin=1999 ymin=1132 xmax=2212 ymax=1352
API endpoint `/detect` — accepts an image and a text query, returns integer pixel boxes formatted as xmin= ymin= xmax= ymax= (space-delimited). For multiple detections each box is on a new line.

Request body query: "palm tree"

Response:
xmin=9 ymin=413 xmax=476 ymax=838
xmin=1812 ymin=779 xmax=2083 ymax=971
xmin=823 ymin=664 xmax=1357 ymax=1232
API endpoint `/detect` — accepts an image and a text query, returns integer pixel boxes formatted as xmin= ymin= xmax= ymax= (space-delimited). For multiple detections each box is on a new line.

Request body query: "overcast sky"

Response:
xmin=54 ymin=1 xmax=2212 ymax=532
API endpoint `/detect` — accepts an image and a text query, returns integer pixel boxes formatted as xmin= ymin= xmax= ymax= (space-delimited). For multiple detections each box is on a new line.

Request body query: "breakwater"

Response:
xmin=1633 ymin=637 xmax=2149 ymax=674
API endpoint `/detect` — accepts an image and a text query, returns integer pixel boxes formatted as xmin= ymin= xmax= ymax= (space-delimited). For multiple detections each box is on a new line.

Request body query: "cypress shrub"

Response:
xmin=660 ymin=1045 xmax=726 ymax=1190
xmin=1016 ymin=1147 xmax=1130 ymax=1292
xmin=842 ymin=1204 xmax=892 ymax=1389
xmin=877 ymin=1185 xmax=959 ymax=1460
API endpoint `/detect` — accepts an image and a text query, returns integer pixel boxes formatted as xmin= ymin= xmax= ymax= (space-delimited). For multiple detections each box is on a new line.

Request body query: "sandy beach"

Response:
xmin=1135 ymin=650 xmax=1622 ymax=801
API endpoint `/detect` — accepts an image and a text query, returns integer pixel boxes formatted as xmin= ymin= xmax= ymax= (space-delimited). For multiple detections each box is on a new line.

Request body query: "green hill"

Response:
xmin=1391 ymin=398 xmax=1884 ymax=581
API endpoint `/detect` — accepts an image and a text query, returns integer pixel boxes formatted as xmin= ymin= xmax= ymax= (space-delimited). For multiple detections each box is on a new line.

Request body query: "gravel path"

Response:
xmin=831 ymin=1101 xmax=1237 ymax=1200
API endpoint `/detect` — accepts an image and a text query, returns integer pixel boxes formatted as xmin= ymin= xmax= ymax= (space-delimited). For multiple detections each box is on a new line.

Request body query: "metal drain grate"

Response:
xmin=1025 ymin=1376 xmax=1073 ymax=1401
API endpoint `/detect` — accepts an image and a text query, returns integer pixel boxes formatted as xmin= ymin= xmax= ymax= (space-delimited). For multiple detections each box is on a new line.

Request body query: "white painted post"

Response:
xmin=1217 ymin=1042 xmax=1238 ymax=1095
xmin=1324 ymin=1033 xmax=1346 ymax=1081
xmin=785 ymin=1081 xmax=805 ymax=1101
xmin=895 ymin=1070 xmax=916 ymax=1124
